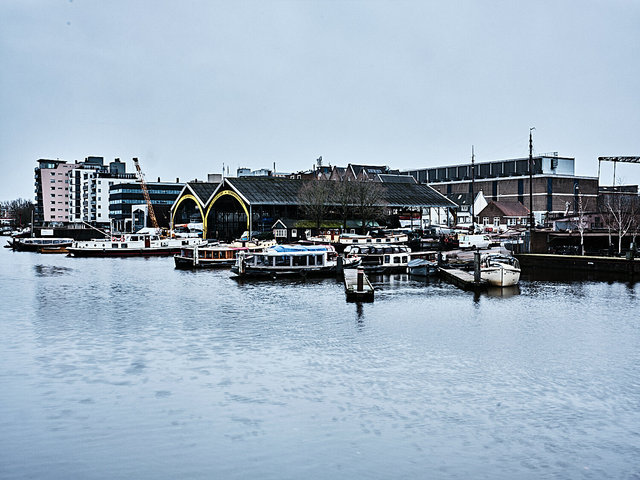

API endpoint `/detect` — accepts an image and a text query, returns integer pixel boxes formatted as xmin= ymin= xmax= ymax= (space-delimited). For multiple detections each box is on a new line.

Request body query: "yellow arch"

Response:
xmin=171 ymin=193 xmax=205 ymax=234
xmin=204 ymin=189 xmax=250 ymax=238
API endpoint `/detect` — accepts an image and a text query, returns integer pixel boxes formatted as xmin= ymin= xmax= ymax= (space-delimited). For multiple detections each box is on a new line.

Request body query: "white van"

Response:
xmin=458 ymin=234 xmax=491 ymax=250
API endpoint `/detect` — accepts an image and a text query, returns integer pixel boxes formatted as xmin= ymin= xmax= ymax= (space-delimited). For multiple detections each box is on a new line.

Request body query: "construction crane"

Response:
xmin=132 ymin=157 xmax=159 ymax=231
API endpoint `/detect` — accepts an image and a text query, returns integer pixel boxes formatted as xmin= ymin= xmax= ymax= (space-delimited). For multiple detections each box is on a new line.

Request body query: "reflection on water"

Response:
xmin=33 ymin=264 xmax=73 ymax=276
xmin=1 ymin=248 xmax=640 ymax=480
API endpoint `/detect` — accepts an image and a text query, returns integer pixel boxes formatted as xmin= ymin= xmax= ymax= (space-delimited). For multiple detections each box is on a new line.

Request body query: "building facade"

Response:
xmin=405 ymin=155 xmax=599 ymax=225
xmin=34 ymin=159 xmax=79 ymax=225
xmin=109 ymin=182 xmax=184 ymax=231
xmin=68 ymin=158 xmax=136 ymax=226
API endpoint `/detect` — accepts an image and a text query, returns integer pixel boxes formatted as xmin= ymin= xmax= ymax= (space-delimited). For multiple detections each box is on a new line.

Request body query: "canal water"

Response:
xmin=1 ymin=246 xmax=639 ymax=479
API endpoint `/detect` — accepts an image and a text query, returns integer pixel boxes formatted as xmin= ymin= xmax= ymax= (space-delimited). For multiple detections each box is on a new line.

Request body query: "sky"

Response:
xmin=1 ymin=0 xmax=639 ymax=201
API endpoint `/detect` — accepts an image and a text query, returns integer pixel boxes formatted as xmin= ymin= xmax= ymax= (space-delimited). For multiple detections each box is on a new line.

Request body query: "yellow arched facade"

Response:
xmin=171 ymin=193 xmax=205 ymax=232
xmin=205 ymin=190 xmax=250 ymax=237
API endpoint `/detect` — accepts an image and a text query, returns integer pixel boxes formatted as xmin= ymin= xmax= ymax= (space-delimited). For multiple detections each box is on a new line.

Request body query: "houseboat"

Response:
xmin=231 ymin=244 xmax=360 ymax=278
xmin=343 ymin=244 xmax=411 ymax=274
xmin=67 ymin=234 xmax=205 ymax=257
xmin=174 ymin=241 xmax=273 ymax=269
xmin=480 ymin=254 xmax=521 ymax=287
xmin=7 ymin=237 xmax=74 ymax=252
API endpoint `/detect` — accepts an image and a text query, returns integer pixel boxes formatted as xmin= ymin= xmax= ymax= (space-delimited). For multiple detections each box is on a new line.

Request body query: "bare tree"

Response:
xmin=297 ymin=180 xmax=332 ymax=230
xmin=601 ymin=192 xmax=635 ymax=255
xmin=351 ymin=179 xmax=387 ymax=234
xmin=573 ymin=193 xmax=589 ymax=255
xmin=1 ymin=198 xmax=34 ymax=227
xmin=333 ymin=179 xmax=356 ymax=230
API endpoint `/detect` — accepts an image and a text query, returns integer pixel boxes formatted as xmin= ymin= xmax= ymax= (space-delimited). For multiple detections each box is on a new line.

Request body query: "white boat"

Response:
xmin=174 ymin=240 xmax=274 ymax=269
xmin=343 ymin=244 xmax=411 ymax=273
xmin=480 ymin=254 xmax=521 ymax=287
xmin=67 ymin=234 xmax=205 ymax=257
xmin=338 ymin=232 xmax=409 ymax=247
xmin=231 ymin=244 xmax=360 ymax=278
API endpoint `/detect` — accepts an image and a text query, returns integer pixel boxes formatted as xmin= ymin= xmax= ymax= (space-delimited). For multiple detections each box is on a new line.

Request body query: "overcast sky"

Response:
xmin=2 ymin=0 xmax=639 ymax=200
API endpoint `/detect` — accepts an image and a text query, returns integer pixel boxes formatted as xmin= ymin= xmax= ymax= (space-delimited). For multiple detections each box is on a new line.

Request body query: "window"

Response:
xmin=483 ymin=217 xmax=489 ymax=225
xmin=274 ymin=228 xmax=287 ymax=238
xmin=493 ymin=217 xmax=500 ymax=226
xmin=291 ymin=229 xmax=297 ymax=238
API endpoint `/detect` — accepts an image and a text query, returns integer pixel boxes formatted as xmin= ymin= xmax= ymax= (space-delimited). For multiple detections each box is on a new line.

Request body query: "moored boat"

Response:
xmin=480 ymin=254 xmax=521 ymax=287
xmin=174 ymin=240 xmax=274 ymax=269
xmin=67 ymin=234 xmax=205 ymax=257
xmin=8 ymin=237 xmax=74 ymax=252
xmin=343 ymin=244 xmax=411 ymax=273
xmin=231 ymin=244 xmax=360 ymax=278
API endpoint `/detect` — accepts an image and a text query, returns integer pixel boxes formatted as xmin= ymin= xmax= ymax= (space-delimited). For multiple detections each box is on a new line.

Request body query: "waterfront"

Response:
xmin=1 ymin=246 xmax=639 ymax=479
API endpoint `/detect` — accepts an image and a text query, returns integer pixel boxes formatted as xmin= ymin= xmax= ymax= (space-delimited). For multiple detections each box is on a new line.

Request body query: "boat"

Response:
xmin=67 ymin=233 xmax=205 ymax=257
xmin=407 ymin=251 xmax=439 ymax=276
xmin=480 ymin=254 xmax=521 ymax=287
xmin=231 ymin=244 xmax=360 ymax=278
xmin=407 ymin=258 xmax=438 ymax=276
xmin=7 ymin=237 xmax=74 ymax=252
xmin=343 ymin=244 xmax=411 ymax=273
xmin=174 ymin=240 xmax=274 ymax=269
xmin=337 ymin=232 xmax=409 ymax=247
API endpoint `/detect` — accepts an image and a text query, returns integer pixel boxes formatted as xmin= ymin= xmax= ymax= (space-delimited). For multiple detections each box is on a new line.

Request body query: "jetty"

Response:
xmin=438 ymin=252 xmax=488 ymax=292
xmin=344 ymin=268 xmax=374 ymax=302
xmin=438 ymin=266 xmax=488 ymax=292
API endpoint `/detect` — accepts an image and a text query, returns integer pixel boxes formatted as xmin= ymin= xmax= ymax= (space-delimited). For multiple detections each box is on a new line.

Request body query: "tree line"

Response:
xmin=0 ymin=198 xmax=34 ymax=227
xmin=297 ymin=179 xmax=387 ymax=232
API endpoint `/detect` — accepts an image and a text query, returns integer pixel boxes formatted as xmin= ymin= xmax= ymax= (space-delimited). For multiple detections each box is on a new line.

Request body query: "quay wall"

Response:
xmin=515 ymin=253 xmax=640 ymax=276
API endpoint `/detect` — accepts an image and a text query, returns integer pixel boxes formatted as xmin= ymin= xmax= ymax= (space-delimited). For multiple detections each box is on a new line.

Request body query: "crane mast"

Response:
xmin=132 ymin=157 xmax=159 ymax=231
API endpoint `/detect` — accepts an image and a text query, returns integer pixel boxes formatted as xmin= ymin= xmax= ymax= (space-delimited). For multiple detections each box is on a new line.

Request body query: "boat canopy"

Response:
xmin=269 ymin=245 xmax=330 ymax=253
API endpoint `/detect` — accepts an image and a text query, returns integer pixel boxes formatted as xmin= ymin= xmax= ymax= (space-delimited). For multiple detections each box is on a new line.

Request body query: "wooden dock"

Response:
xmin=344 ymin=268 xmax=374 ymax=302
xmin=438 ymin=266 xmax=488 ymax=291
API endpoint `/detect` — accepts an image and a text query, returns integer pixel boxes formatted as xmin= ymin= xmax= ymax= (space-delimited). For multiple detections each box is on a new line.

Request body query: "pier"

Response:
xmin=438 ymin=266 xmax=488 ymax=292
xmin=344 ymin=268 xmax=374 ymax=302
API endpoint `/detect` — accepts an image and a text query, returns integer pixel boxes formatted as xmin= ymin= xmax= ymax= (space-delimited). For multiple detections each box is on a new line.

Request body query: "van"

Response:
xmin=458 ymin=234 xmax=491 ymax=250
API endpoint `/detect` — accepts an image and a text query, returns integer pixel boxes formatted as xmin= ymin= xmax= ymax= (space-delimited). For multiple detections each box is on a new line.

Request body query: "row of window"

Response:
xmin=111 ymin=188 xmax=181 ymax=195
xmin=108 ymin=199 xmax=175 ymax=205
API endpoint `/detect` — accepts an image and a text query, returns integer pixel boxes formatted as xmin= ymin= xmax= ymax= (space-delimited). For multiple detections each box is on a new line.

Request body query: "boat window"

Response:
xmin=402 ymin=256 xmax=408 ymax=263
xmin=308 ymin=255 xmax=316 ymax=266
xmin=112 ymin=243 xmax=119 ymax=248
xmin=393 ymin=256 xmax=401 ymax=264
xmin=122 ymin=244 xmax=127 ymax=248
xmin=292 ymin=255 xmax=307 ymax=266
xmin=384 ymin=255 xmax=390 ymax=264
xmin=257 ymin=255 xmax=270 ymax=266
xmin=275 ymin=255 xmax=290 ymax=266
xmin=316 ymin=254 xmax=323 ymax=265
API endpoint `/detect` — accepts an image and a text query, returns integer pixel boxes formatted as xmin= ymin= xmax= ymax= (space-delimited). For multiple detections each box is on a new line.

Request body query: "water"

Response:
xmin=1 ymin=246 xmax=639 ymax=479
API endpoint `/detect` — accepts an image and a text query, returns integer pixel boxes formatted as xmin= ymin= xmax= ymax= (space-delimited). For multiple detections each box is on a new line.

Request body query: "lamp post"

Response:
xmin=529 ymin=128 xmax=535 ymax=249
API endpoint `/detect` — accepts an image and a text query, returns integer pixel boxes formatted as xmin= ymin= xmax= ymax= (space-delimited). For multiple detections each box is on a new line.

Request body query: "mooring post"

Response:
xmin=357 ymin=268 xmax=364 ymax=291
xmin=437 ymin=252 xmax=443 ymax=267
xmin=336 ymin=255 xmax=344 ymax=275
xmin=474 ymin=251 xmax=481 ymax=284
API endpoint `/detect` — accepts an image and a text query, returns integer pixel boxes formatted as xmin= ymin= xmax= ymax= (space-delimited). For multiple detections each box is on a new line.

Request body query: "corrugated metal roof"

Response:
xmin=378 ymin=174 xmax=417 ymax=184
xmin=193 ymin=177 xmax=457 ymax=209
xmin=382 ymin=183 xmax=457 ymax=208
xmin=187 ymin=182 xmax=219 ymax=204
